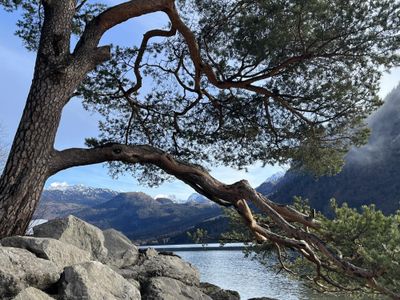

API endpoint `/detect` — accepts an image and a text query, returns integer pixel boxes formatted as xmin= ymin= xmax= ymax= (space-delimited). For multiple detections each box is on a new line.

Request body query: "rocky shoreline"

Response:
xmin=0 ymin=215 xmax=241 ymax=300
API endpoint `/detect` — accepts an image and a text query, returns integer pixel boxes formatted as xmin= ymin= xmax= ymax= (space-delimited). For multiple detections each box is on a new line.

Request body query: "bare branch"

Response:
xmin=49 ymin=142 xmax=400 ymax=299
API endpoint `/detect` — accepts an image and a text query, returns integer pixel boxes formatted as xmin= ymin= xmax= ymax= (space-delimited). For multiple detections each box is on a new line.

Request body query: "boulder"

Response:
xmin=0 ymin=217 xmax=238 ymax=299
xmin=13 ymin=287 xmax=55 ymax=300
xmin=247 ymin=297 xmax=278 ymax=300
xmin=126 ymin=278 xmax=141 ymax=291
xmin=103 ymin=229 xmax=139 ymax=268
xmin=33 ymin=215 xmax=107 ymax=260
xmin=143 ymin=277 xmax=212 ymax=300
xmin=142 ymin=247 xmax=158 ymax=258
xmin=60 ymin=261 xmax=140 ymax=300
xmin=1 ymin=236 xmax=91 ymax=270
xmin=126 ymin=253 xmax=200 ymax=286
xmin=0 ymin=247 xmax=60 ymax=297
xmin=200 ymin=282 xmax=240 ymax=300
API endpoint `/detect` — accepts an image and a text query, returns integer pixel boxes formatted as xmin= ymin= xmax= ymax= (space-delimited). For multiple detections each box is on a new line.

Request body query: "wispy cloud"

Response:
xmin=379 ymin=67 xmax=400 ymax=99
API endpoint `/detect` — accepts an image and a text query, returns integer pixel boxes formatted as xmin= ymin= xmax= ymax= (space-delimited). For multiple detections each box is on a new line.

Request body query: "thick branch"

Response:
xmin=50 ymin=144 xmax=320 ymax=227
xmin=73 ymin=0 xmax=174 ymax=70
xmin=50 ymin=143 xmax=399 ymax=300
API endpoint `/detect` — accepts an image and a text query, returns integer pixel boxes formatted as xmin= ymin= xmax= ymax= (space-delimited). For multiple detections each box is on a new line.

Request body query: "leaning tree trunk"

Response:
xmin=0 ymin=0 xmax=83 ymax=238
xmin=1 ymin=88 xmax=54 ymax=235
xmin=0 ymin=70 xmax=77 ymax=237
xmin=0 ymin=0 xmax=173 ymax=239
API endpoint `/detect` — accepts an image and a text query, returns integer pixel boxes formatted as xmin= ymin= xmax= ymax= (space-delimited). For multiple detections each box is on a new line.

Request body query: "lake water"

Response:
xmin=172 ymin=247 xmax=344 ymax=300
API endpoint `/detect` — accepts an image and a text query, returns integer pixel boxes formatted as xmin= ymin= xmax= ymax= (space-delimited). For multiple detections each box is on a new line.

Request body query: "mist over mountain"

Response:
xmin=259 ymin=84 xmax=400 ymax=215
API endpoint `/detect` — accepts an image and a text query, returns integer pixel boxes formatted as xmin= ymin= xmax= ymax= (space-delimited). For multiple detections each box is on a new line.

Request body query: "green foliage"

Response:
xmin=1 ymin=0 xmax=107 ymax=51
xmin=71 ymin=2 xmax=107 ymax=36
xmin=77 ymin=0 xmax=400 ymax=182
xmin=220 ymin=207 xmax=258 ymax=243
xmin=265 ymin=86 xmax=400 ymax=215
xmin=4 ymin=0 xmax=400 ymax=182
xmin=318 ymin=200 xmax=400 ymax=295
xmin=14 ymin=1 xmax=43 ymax=51
xmin=187 ymin=228 xmax=209 ymax=247
xmin=0 ymin=0 xmax=22 ymax=12
xmin=223 ymin=197 xmax=400 ymax=297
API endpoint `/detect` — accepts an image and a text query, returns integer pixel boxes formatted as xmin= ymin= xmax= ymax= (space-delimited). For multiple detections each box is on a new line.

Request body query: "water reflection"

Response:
xmin=175 ymin=250 xmax=344 ymax=300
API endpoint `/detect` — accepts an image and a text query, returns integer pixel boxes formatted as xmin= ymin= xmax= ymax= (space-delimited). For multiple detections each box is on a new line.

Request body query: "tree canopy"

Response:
xmin=81 ymin=0 xmax=399 ymax=178
xmin=1 ymin=0 xmax=400 ymax=298
xmin=4 ymin=0 xmax=400 ymax=176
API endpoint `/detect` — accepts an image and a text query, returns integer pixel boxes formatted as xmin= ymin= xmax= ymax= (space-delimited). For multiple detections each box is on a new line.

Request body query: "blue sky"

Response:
xmin=1 ymin=4 xmax=399 ymax=200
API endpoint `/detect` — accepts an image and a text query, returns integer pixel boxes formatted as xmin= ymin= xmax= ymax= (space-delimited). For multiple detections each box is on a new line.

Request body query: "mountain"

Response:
xmin=35 ymin=187 xmax=225 ymax=244
xmin=154 ymin=197 xmax=175 ymax=205
xmin=164 ymin=215 xmax=230 ymax=245
xmin=259 ymin=84 xmax=400 ymax=215
xmin=73 ymin=192 xmax=222 ymax=243
xmin=34 ymin=185 xmax=118 ymax=219
xmin=256 ymin=171 xmax=285 ymax=196
xmin=186 ymin=193 xmax=213 ymax=205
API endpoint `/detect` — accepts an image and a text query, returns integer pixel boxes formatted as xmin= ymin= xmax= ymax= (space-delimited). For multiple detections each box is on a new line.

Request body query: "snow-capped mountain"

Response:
xmin=256 ymin=171 xmax=286 ymax=196
xmin=154 ymin=194 xmax=180 ymax=203
xmin=43 ymin=183 xmax=118 ymax=206
xmin=262 ymin=171 xmax=285 ymax=184
xmin=34 ymin=184 xmax=119 ymax=219
xmin=186 ymin=193 xmax=212 ymax=205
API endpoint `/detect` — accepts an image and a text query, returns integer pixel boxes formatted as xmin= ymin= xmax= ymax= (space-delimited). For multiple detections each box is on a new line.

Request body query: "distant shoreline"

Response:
xmin=139 ymin=243 xmax=247 ymax=252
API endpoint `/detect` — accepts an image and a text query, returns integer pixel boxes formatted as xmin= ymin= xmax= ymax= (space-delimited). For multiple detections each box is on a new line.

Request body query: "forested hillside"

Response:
xmin=34 ymin=187 xmax=222 ymax=244
xmin=261 ymin=85 xmax=400 ymax=214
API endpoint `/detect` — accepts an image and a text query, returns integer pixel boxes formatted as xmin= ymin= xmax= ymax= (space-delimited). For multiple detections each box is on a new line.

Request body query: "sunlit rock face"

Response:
xmin=0 ymin=216 xmax=238 ymax=300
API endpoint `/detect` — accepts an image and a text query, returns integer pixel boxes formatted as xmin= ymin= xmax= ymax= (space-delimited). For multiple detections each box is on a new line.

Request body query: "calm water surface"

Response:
xmin=174 ymin=248 xmax=345 ymax=300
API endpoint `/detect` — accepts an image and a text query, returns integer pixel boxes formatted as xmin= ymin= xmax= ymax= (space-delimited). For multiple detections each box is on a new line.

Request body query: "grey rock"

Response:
xmin=143 ymin=277 xmax=212 ymax=300
xmin=60 ymin=261 xmax=140 ymax=300
xmin=13 ymin=287 xmax=55 ymax=300
xmin=247 ymin=297 xmax=278 ymax=300
xmin=143 ymin=247 xmax=158 ymax=258
xmin=127 ymin=253 xmax=200 ymax=286
xmin=0 ymin=247 xmax=60 ymax=297
xmin=33 ymin=215 xmax=107 ymax=261
xmin=200 ymin=282 xmax=240 ymax=300
xmin=126 ymin=278 xmax=141 ymax=291
xmin=103 ymin=229 xmax=139 ymax=268
xmin=1 ymin=236 xmax=91 ymax=270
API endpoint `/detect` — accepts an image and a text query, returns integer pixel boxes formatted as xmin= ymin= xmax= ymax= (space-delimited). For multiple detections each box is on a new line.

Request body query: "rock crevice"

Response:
xmin=0 ymin=215 xmax=240 ymax=300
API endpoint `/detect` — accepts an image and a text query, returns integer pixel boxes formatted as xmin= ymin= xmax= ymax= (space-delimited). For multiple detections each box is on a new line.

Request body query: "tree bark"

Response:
xmin=0 ymin=0 xmax=177 ymax=238
xmin=0 ymin=0 xmax=81 ymax=237
xmin=0 ymin=76 xmax=69 ymax=237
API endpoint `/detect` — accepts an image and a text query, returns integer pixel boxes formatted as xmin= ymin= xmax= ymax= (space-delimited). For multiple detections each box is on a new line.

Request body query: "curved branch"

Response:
xmin=72 ymin=0 xmax=174 ymax=70
xmin=125 ymin=26 xmax=177 ymax=95
xmin=49 ymin=143 xmax=399 ymax=299
xmin=165 ymin=5 xmax=313 ymax=125
xmin=50 ymin=143 xmax=319 ymax=228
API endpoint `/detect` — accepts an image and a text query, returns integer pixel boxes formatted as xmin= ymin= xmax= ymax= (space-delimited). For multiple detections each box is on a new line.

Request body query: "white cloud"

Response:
xmin=48 ymin=182 xmax=70 ymax=190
